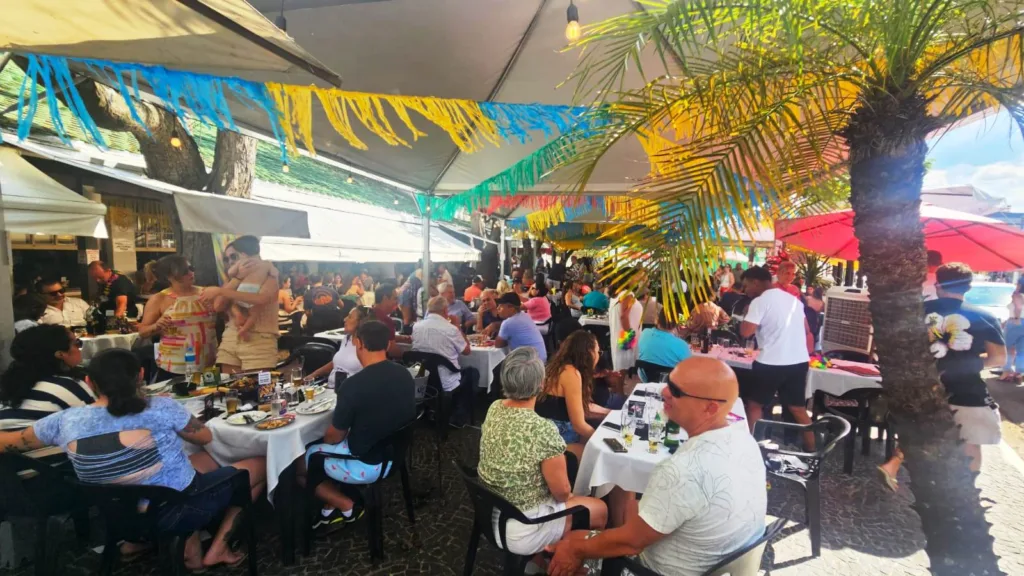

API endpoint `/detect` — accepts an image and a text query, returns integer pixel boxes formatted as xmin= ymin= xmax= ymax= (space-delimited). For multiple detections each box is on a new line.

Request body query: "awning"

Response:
xmin=0 ymin=0 xmax=340 ymax=85
xmin=4 ymin=136 xmax=310 ymax=238
xmin=252 ymin=183 xmax=479 ymax=264
xmin=0 ymin=147 xmax=108 ymax=238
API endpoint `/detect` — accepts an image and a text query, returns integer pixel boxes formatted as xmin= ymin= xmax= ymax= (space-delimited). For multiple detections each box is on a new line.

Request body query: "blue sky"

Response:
xmin=925 ymin=110 xmax=1024 ymax=209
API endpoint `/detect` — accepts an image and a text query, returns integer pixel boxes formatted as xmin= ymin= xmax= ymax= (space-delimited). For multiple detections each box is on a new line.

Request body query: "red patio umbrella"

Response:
xmin=774 ymin=204 xmax=1024 ymax=271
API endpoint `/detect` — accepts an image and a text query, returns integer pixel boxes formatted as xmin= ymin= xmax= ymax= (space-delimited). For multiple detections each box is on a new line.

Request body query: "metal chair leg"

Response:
xmin=806 ymin=479 xmax=822 ymax=557
xmin=400 ymin=463 xmax=416 ymax=524
xmin=463 ymin=524 xmax=480 ymax=576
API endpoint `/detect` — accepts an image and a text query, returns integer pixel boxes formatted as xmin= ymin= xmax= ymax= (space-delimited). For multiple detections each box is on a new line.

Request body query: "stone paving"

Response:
xmin=6 ymin=415 xmax=1024 ymax=576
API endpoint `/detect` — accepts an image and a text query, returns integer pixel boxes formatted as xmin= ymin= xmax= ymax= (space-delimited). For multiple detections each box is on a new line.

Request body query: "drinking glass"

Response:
xmin=620 ymin=411 xmax=636 ymax=448
xmin=648 ymin=413 xmax=664 ymax=454
xmin=291 ymin=369 xmax=304 ymax=388
xmin=225 ymin=391 xmax=239 ymax=415
xmin=744 ymin=338 xmax=756 ymax=356
xmin=689 ymin=334 xmax=702 ymax=352
xmin=303 ymin=386 xmax=316 ymax=402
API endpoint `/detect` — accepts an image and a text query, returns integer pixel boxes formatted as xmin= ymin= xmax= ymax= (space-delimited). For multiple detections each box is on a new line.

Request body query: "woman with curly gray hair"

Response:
xmin=477 ymin=347 xmax=607 ymax=560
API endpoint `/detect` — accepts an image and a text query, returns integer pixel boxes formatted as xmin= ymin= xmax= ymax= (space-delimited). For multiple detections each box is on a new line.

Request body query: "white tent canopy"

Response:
xmin=0 ymin=147 xmax=108 ymax=238
xmin=252 ymin=182 xmax=479 ymax=263
xmin=230 ymin=0 xmax=662 ymax=193
xmin=1 ymin=0 xmax=339 ymax=85
xmin=4 ymin=136 xmax=311 ymax=239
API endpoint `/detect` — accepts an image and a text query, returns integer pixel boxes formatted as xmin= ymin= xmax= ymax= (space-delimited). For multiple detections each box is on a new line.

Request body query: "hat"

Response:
xmin=497 ymin=293 xmax=522 ymax=307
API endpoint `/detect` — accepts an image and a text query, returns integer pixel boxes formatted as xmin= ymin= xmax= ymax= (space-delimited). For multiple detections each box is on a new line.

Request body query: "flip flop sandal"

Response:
xmin=877 ymin=466 xmax=899 ymax=492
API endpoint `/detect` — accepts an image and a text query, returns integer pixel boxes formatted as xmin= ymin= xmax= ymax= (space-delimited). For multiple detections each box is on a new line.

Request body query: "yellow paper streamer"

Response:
xmin=267 ymin=83 xmax=501 ymax=155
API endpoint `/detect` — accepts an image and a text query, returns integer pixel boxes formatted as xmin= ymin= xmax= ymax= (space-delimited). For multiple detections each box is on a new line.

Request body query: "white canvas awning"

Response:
xmin=0 ymin=147 xmax=108 ymax=238
xmin=252 ymin=182 xmax=479 ymax=263
xmin=1 ymin=0 xmax=339 ymax=85
xmin=4 ymin=137 xmax=310 ymax=238
xmin=217 ymin=0 xmax=666 ymax=193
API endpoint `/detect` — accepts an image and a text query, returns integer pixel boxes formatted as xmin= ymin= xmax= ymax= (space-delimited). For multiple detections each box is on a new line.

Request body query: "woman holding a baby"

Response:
xmin=198 ymin=236 xmax=281 ymax=374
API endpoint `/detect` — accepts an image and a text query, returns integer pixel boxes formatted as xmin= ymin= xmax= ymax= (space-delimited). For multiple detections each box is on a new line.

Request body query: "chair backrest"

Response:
xmin=636 ymin=360 xmax=673 ymax=383
xmin=72 ymin=479 xmax=186 ymax=538
xmin=701 ymin=518 xmax=787 ymax=576
xmin=296 ymin=342 xmax=339 ymax=374
xmin=822 ymin=349 xmax=872 ymax=363
xmin=457 ymin=464 xmax=531 ymax=551
xmin=755 ymin=415 xmax=851 ymax=480
xmin=402 ymin=351 xmax=459 ymax=394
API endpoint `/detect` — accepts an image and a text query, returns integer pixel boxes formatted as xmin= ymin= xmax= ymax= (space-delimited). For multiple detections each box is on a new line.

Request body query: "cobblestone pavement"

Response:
xmin=6 ymin=413 xmax=1024 ymax=576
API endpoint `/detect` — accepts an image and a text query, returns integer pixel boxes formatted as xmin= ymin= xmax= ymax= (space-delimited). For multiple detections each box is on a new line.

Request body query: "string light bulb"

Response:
xmin=282 ymin=164 xmax=290 ymax=173
xmin=565 ymin=1 xmax=580 ymax=42
xmin=170 ymin=136 xmax=182 ymax=148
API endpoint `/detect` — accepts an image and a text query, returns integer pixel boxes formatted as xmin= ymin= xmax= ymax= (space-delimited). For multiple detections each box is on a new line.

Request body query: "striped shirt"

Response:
xmin=0 ymin=375 xmax=97 ymax=431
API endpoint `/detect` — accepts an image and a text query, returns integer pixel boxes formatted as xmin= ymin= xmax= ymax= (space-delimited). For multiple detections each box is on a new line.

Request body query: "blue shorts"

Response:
xmin=305 ymin=439 xmax=392 ymax=484
xmin=552 ymin=420 xmax=581 ymax=444
xmin=158 ymin=466 xmax=237 ymax=533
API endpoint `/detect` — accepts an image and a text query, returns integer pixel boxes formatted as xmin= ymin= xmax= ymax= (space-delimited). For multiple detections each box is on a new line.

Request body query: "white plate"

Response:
xmin=143 ymin=380 xmax=172 ymax=393
xmin=312 ymin=385 xmax=327 ymax=396
xmin=224 ymin=410 xmax=269 ymax=425
xmin=296 ymin=399 xmax=336 ymax=415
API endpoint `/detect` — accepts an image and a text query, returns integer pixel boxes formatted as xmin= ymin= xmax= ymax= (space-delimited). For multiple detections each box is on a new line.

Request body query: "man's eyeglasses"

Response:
xmin=42 ymin=287 xmax=66 ymax=297
xmin=666 ymin=380 xmax=728 ymax=403
xmin=73 ymin=339 xmax=83 ymax=349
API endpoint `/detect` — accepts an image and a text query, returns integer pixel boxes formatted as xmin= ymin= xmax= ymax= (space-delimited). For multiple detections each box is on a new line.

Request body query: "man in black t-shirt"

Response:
xmin=303 ymin=274 xmax=342 ymax=334
xmin=302 ymin=320 xmax=416 ymax=528
xmin=924 ymin=263 xmax=1005 ymax=471
xmin=88 ymin=261 xmax=138 ymax=318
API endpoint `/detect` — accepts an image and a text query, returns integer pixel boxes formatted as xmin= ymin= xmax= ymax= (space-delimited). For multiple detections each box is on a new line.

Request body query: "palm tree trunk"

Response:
xmin=843 ymin=91 xmax=1001 ymax=574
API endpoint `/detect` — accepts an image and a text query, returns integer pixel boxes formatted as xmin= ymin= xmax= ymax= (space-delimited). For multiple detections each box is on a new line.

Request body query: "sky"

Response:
xmin=925 ymin=110 xmax=1024 ymax=210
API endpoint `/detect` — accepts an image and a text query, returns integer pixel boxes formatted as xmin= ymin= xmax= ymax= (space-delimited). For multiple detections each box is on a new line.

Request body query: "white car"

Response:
xmin=964 ymin=281 xmax=1016 ymax=323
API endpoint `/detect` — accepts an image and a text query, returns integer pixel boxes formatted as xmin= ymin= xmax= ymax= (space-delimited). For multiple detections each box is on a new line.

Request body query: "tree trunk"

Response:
xmin=521 ymin=238 xmax=536 ymax=272
xmin=477 ymin=219 xmax=501 ymax=288
xmin=842 ymin=90 xmax=1001 ymax=575
xmin=184 ymin=131 xmax=258 ymax=286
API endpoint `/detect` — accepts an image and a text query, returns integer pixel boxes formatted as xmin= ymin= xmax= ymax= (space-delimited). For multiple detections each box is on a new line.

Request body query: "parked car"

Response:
xmin=964 ymin=281 xmax=1016 ymax=323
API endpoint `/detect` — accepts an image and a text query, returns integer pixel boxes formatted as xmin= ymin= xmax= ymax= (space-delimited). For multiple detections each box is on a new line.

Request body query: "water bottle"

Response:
xmin=184 ymin=339 xmax=197 ymax=388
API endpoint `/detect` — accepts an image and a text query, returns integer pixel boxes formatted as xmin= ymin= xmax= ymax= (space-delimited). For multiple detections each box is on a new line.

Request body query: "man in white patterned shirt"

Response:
xmin=412 ymin=296 xmax=479 ymax=427
xmin=546 ymin=357 xmax=766 ymax=576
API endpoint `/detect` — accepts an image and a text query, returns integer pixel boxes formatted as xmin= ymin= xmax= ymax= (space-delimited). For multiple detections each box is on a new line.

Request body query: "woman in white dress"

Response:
xmin=608 ymin=290 xmax=644 ymax=371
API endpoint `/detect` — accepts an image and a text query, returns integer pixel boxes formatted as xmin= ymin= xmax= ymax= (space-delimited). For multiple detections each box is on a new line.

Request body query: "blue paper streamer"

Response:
xmin=479 ymin=103 xmax=592 ymax=144
xmin=15 ymin=54 xmax=288 ymax=164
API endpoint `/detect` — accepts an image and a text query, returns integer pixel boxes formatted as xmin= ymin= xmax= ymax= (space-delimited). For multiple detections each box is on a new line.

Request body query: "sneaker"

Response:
xmin=313 ymin=507 xmax=364 ymax=530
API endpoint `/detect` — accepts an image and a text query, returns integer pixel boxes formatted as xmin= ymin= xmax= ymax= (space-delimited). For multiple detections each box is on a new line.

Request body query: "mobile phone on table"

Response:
xmin=603 ymin=438 xmax=628 ymax=453
xmin=601 ymin=422 xmax=622 ymax=432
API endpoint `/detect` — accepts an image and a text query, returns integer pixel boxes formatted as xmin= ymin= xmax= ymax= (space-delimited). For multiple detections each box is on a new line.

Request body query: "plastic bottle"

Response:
xmin=184 ymin=338 xmax=197 ymax=387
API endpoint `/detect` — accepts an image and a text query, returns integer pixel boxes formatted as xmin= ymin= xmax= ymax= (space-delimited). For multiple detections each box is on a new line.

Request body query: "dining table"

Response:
xmin=573 ymin=383 xmax=749 ymax=497
xmin=393 ymin=341 xmax=507 ymax=393
xmin=693 ymin=346 xmax=882 ymax=398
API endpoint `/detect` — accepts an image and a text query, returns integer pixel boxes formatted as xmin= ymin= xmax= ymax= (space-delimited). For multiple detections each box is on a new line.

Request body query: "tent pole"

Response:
xmin=0 ymin=174 xmax=14 ymax=369
xmin=499 ymin=219 xmax=507 ymax=281
xmin=421 ymin=195 xmax=432 ymax=317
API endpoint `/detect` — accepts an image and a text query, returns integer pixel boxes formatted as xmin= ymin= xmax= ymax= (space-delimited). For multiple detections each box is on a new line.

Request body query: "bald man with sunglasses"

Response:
xmin=547 ymin=357 xmax=767 ymax=576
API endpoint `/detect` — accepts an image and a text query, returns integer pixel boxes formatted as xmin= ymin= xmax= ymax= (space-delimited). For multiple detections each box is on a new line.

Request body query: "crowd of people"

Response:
xmin=3 ymin=241 xmax=1011 ymax=575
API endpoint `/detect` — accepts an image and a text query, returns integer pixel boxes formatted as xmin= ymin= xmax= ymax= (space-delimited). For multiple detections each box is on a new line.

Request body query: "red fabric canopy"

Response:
xmin=774 ymin=204 xmax=1024 ymax=271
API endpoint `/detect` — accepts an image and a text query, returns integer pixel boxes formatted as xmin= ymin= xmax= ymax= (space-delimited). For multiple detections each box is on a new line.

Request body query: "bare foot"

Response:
xmin=203 ymin=547 xmax=243 ymax=568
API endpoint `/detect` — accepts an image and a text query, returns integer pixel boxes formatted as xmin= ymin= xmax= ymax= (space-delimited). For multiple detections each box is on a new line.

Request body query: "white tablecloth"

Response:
xmin=80 ymin=333 xmax=139 ymax=362
xmin=579 ymin=316 xmax=609 ymax=327
xmin=181 ymin=397 xmax=332 ymax=503
xmin=693 ymin=347 xmax=882 ymax=399
xmin=573 ymin=384 xmax=748 ymax=497
xmin=394 ymin=342 xmax=507 ymax=392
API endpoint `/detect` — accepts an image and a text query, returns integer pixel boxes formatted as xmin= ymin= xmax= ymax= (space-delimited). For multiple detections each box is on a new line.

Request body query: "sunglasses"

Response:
xmin=42 ymin=287 xmax=66 ymax=296
xmin=666 ymin=380 xmax=728 ymax=403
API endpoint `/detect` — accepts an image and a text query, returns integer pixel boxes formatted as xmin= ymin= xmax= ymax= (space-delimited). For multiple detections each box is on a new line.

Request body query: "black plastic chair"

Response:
xmin=276 ymin=336 xmax=341 ymax=370
xmin=459 ymin=464 xmax=590 ymax=576
xmin=602 ymin=518 xmax=787 ymax=576
xmin=819 ymin=388 xmax=888 ymax=474
xmin=303 ymin=415 xmax=419 ymax=561
xmin=0 ymin=453 xmax=89 ymax=576
xmin=822 ymin=349 xmax=873 ymax=363
xmin=535 ymin=318 xmax=555 ymax=357
xmin=278 ymin=342 xmax=338 ymax=375
xmin=754 ymin=415 xmax=850 ymax=557
xmin=72 ymin=468 xmax=257 ymax=576
xmin=635 ymin=360 xmax=673 ymax=383
xmin=403 ymin=351 xmax=463 ymax=495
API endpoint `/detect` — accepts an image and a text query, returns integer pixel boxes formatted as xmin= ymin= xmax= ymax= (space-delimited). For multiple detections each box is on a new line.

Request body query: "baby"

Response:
xmin=224 ymin=256 xmax=277 ymax=340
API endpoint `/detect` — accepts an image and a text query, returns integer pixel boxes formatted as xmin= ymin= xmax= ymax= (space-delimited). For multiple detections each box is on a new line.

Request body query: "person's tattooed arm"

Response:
xmin=176 ymin=416 xmax=213 ymax=446
xmin=0 ymin=427 xmax=46 ymax=453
